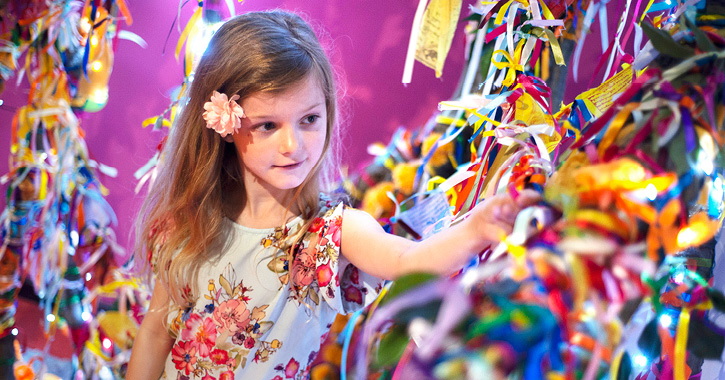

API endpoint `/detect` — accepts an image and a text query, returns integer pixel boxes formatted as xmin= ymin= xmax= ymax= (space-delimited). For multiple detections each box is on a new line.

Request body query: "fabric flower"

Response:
xmin=219 ymin=371 xmax=235 ymax=380
xmin=284 ymin=358 xmax=300 ymax=378
xmin=343 ymin=285 xmax=363 ymax=304
xmin=326 ymin=216 xmax=343 ymax=246
xmin=203 ymin=91 xmax=245 ymax=138
xmin=291 ymin=249 xmax=316 ymax=287
xmin=316 ymin=263 xmax=334 ymax=287
xmin=209 ymin=348 xmax=229 ymax=365
xmin=213 ymin=299 xmax=251 ymax=334
xmin=308 ymin=217 xmax=325 ymax=233
xmin=182 ymin=315 xmax=217 ymax=357
xmin=171 ymin=340 xmax=198 ymax=375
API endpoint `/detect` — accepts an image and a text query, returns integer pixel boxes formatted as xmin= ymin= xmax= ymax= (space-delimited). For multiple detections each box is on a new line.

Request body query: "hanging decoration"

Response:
xmin=0 ymin=0 xmax=145 ymax=378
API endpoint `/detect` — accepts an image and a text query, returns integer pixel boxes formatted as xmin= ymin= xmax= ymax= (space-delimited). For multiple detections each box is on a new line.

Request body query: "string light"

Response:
xmin=102 ymin=338 xmax=113 ymax=350
xmin=82 ymin=311 xmax=92 ymax=322
xmin=86 ymin=272 xmax=92 ymax=281
xmin=634 ymin=354 xmax=649 ymax=367
xmin=91 ymin=61 xmax=103 ymax=72
xmin=645 ymin=183 xmax=658 ymax=201
xmin=46 ymin=314 xmax=56 ymax=322
xmin=660 ymin=314 xmax=673 ymax=328
xmin=11 ymin=328 xmax=18 ymax=336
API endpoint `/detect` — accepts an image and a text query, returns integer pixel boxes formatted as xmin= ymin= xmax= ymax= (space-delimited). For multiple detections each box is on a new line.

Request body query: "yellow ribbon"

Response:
xmin=674 ymin=307 xmax=691 ymax=380
xmin=175 ymin=6 xmax=202 ymax=61
xmin=492 ymin=49 xmax=524 ymax=87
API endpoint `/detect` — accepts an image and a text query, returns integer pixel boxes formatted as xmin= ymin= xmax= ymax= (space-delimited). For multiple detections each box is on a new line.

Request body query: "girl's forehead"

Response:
xmin=241 ymin=75 xmax=326 ymax=114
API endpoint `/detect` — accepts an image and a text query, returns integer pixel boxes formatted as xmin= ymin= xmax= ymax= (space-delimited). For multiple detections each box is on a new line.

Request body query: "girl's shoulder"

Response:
xmin=316 ymin=192 xmax=349 ymax=219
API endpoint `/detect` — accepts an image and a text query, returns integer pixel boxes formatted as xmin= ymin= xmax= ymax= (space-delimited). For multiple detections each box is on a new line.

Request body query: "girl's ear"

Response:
xmin=224 ymin=134 xmax=234 ymax=143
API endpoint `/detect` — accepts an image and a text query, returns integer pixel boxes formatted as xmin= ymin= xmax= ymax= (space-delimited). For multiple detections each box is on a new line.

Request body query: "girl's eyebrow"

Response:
xmin=245 ymin=102 xmax=324 ymax=120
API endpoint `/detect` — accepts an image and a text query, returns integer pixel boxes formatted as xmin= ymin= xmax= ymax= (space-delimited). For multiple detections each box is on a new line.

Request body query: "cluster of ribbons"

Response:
xmin=0 ymin=1 xmax=147 ymax=379
xmin=337 ymin=1 xmax=725 ymax=380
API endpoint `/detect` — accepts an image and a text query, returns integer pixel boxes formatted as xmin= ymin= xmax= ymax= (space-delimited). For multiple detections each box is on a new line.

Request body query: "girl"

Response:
xmin=127 ymin=10 xmax=539 ymax=380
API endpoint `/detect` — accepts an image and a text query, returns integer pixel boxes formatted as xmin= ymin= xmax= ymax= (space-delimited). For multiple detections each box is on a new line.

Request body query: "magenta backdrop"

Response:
xmin=0 ymin=0 xmax=619 ymax=256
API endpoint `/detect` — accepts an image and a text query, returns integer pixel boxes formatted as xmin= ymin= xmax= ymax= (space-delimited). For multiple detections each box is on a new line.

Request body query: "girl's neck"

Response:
xmin=227 ymin=183 xmax=301 ymax=229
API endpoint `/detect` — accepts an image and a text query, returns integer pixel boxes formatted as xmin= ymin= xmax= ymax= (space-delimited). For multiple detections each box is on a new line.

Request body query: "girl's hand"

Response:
xmin=469 ymin=189 xmax=542 ymax=243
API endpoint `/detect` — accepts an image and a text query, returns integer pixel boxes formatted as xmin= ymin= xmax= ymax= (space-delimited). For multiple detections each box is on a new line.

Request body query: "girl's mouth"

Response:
xmin=276 ymin=161 xmax=304 ymax=169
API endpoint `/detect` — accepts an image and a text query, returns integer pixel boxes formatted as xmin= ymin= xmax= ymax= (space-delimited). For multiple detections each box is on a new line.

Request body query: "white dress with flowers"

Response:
xmin=161 ymin=198 xmax=383 ymax=380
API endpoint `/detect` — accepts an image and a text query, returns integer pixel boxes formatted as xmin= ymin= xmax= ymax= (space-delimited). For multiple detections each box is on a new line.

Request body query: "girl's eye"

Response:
xmin=303 ymin=115 xmax=319 ymax=125
xmin=255 ymin=122 xmax=276 ymax=132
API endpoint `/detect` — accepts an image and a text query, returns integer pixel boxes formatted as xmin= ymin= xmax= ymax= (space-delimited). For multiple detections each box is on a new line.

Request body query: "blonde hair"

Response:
xmin=134 ymin=10 xmax=341 ymax=306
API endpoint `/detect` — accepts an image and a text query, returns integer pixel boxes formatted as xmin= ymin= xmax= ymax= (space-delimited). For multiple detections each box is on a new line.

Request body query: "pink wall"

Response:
xmin=0 ymin=1 xmax=467 ymax=251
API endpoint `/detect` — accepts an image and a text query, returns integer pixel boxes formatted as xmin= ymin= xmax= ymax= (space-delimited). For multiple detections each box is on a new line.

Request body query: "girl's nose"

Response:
xmin=279 ymin=125 xmax=300 ymax=155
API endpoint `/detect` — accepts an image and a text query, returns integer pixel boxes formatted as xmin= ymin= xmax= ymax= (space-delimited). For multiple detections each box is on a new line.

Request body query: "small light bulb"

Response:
xmin=645 ymin=183 xmax=658 ymax=201
xmin=91 ymin=36 xmax=98 ymax=46
xmin=11 ymin=328 xmax=18 ymax=336
xmin=46 ymin=314 xmax=56 ymax=322
xmin=86 ymin=272 xmax=92 ymax=281
xmin=660 ymin=314 xmax=673 ymax=328
xmin=102 ymin=338 xmax=112 ymax=350
xmin=673 ymin=272 xmax=685 ymax=284
xmin=91 ymin=61 xmax=102 ymax=72
xmin=634 ymin=354 xmax=648 ymax=367
xmin=82 ymin=311 xmax=92 ymax=322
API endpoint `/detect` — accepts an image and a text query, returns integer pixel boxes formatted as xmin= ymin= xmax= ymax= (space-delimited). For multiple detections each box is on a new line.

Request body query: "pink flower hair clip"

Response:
xmin=202 ymin=91 xmax=246 ymax=138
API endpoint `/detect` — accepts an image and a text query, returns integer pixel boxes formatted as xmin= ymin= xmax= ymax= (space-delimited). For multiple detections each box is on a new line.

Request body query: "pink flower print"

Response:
xmin=343 ymin=285 xmax=363 ymax=304
xmin=272 ymin=377 xmax=283 ymax=380
xmin=201 ymin=374 xmax=216 ymax=380
xmin=203 ymin=91 xmax=245 ymax=138
xmin=244 ymin=336 xmax=255 ymax=349
xmin=308 ymin=217 xmax=325 ymax=233
xmin=284 ymin=358 xmax=300 ymax=378
xmin=182 ymin=315 xmax=217 ymax=357
xmin=213 ymin=299 xmax=251 ymax=334
xmin=291 ymin=249 xmax=315 ymax=287
xmin=209 ymin=349 xmax=229 ymax=365
xmin=225 ymin=357 xmax=237 ymax=372
xmin=171 ymin=340 xmax=198 ymax=375
xmin=316 ymin=263 xmax=333 ymax=287
xmin=219 ymin=371 xmax=235 ymax=380
xmin=326 ymin=217 xmax=342 ymax=246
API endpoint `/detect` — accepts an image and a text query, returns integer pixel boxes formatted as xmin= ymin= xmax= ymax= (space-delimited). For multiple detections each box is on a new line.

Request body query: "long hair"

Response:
xmin=134 ymin=10 xmax=340 ymax=307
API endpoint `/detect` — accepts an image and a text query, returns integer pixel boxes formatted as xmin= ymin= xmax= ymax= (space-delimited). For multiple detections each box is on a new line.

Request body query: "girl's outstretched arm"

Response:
xmin=127 ymin=278 xmax=176 ymax=380
xmin=340 ymin=189 xmax=541 ymax=280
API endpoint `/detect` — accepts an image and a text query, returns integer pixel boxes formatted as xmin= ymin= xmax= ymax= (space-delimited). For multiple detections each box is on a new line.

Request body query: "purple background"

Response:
xmin=0 ymin=0 xmax=619 ymax=254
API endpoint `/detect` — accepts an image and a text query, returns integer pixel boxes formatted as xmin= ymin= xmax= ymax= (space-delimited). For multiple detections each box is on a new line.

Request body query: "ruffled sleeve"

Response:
xmin=309 ymin=201 xmax=384 ymax=315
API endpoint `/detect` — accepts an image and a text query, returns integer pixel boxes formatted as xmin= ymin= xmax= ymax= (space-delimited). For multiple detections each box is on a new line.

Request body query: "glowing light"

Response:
xmin=102 ymin=338 xmax=113 ymax=350
xmin=677 ymin=227 xmax=698 ymax=247
xmin=91 ymin=89 xmax=109 ymax=103
xmin=660 ymin=314 xmax=673 ymax=328
xmin=82 ymin=311 xmax=92 ymax=322
xmin=86 ymin=272 xmax=92 ymax=281
xmin=673 ymin=272 xmax=685 ymax=284
xmin=634 ymin=354 xmax=649 ymax=367
xmin=645 ymin=183 xmax=658 ymax=201
xmin=665 ymin=0 xmax=671 ymax=4
xmin=91 ymin=61 xmax=102 ymax=72
xmin=11 ymin=328 xmax=18 ymax=336
xmin=46 ymin=314 xmax=56 ymax=322
xmin=70 ymin=230 xmax=79 ymax=247
xmin=91 ymin=36 xmax=98 ymax=46
xmin=698 ymin=150 xmax=714 ymax=176
xmin=80 ymin=18 xmax=91 ymax=34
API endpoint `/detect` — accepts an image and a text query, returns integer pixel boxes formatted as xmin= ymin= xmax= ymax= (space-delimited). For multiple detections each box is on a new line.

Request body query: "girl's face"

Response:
xmin=232 ymin=74 xmax=328 ymax=198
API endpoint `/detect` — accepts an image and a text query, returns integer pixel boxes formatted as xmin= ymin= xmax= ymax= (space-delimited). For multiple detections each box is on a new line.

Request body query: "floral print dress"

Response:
xmin=162 ymin=199 xmax=383 ymax=380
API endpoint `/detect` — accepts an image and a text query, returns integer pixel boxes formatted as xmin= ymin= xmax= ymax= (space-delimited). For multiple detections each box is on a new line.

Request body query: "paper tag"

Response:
xmin=398 ymin=191 xmax=453 ymax=240
xmin=577 ymin=65 xmax=633 ymax=117
xmin=414 ymin=0 xmax=462 ymax=77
